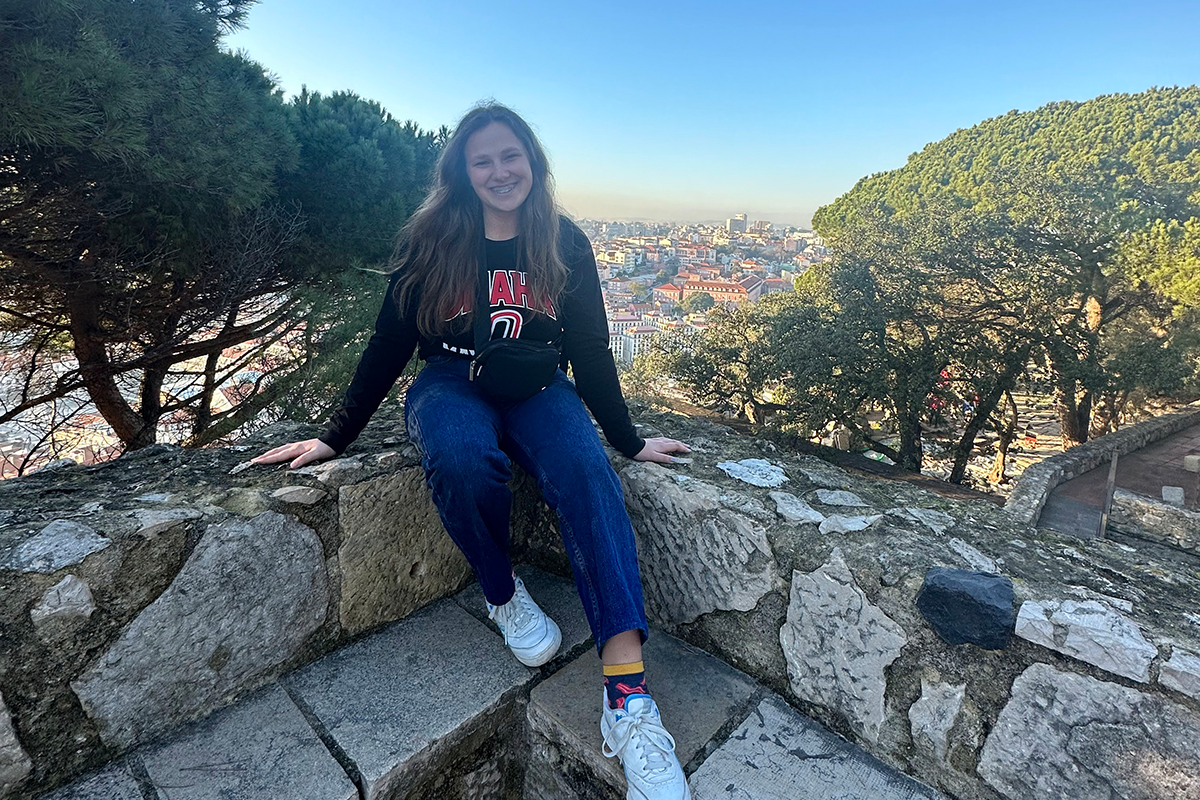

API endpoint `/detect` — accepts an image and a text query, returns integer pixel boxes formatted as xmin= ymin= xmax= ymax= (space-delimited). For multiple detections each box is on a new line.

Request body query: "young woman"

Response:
xmin=253 ymin=102 xmax=692 ymax=800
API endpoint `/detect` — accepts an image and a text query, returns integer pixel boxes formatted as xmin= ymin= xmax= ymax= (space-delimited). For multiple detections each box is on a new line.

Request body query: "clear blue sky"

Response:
xmin=226 ymin=0 xmax=1200 ymax=227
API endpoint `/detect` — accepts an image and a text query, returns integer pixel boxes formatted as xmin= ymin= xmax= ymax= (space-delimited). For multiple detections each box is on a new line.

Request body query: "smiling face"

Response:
xmin=464 ymin=121 xmax=533 ymax=238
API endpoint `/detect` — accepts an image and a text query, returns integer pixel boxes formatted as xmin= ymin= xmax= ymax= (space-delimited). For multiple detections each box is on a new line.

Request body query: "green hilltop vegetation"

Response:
xmin=642 ymin=87 xmax=1200 ymax=482
xmin=0 ymin=0 xmax=441 ymax=459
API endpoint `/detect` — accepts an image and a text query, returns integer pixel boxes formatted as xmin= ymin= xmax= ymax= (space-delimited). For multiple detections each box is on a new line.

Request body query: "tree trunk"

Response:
xmin=66 ymin=277 xmax=153 ymax=449
xmin=1056 ymin=381 xmax=1092 ymax=450
xmin=948 ymin=346 xmax=1030 ymax=484
xmin=987 ymin=391 xmax=1019 ymax=484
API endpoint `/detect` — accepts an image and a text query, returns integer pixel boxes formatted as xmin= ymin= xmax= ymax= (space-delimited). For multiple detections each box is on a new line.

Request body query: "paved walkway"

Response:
xmin=1040 ymin=422 xmax=1200 ymax=537
xmin=40 ymin=567 xmax=945 ymax=800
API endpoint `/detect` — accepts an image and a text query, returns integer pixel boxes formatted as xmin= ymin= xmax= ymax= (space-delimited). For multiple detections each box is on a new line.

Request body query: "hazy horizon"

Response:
xmin=227 ymin=1 xmax=1200 ymax=224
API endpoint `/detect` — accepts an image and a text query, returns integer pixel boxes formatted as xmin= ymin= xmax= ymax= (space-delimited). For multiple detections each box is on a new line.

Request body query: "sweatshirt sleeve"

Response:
xmin=318 ymin=271 xmax=418 ymax=455
xmin=558 ymin=221 xmax=645 ymax=459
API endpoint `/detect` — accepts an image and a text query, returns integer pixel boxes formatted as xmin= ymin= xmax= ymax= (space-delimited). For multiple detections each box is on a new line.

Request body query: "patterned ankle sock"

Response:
xmin=603 ymin=660 xmax=647 ymax=709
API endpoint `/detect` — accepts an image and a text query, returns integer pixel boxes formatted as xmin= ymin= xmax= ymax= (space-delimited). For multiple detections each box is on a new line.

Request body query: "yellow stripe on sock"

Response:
xmin=602 ymin=661 xmax=644 ymax=677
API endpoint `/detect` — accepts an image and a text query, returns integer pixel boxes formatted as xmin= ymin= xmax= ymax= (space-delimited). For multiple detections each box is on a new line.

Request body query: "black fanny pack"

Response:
xmin=468 ymin=238 xmax=561 ymax=401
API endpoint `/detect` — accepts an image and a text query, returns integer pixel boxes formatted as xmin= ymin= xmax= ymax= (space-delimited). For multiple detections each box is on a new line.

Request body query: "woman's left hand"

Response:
xmin=633 ymin=437 xmax=691 ymax=464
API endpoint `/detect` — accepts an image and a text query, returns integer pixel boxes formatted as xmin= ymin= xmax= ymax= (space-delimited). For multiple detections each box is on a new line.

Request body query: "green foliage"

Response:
xmin=0 ymin=0 xmax=436 ymax=450
xmin=683 ymin=291 xmax=715 ymax=313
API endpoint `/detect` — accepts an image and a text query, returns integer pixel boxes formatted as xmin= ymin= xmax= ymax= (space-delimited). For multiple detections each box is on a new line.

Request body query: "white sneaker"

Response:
xmin=601 ymin=691 xmax=691 ymax=800
xmin=486 ymin=576 xmax=562 ymax=667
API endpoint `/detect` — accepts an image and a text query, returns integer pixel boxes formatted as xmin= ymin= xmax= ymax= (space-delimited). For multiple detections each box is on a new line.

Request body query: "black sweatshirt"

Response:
xmin=318 ymin=218 xmax=645 ymax=458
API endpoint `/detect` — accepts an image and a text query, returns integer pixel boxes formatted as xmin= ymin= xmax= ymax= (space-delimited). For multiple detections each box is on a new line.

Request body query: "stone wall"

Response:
xmin=3 ymin=406 xmax=1200 ymax=800
xmin=1003 ymin=402 xmax=1200 ymax=526
xmin=1110 ymin=488 xmax=1200 ymax=556
xmin=0 ymin=408 xmax=480 ymax=799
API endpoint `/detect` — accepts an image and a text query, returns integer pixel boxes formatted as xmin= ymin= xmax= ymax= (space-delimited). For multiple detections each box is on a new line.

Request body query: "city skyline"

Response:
xmin=226 ymin=1 xmax=1200 ymax=226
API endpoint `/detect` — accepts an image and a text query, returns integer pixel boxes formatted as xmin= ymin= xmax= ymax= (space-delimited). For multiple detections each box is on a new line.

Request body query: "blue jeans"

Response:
xmin=404 ymin=357 xmax=649 ymax=651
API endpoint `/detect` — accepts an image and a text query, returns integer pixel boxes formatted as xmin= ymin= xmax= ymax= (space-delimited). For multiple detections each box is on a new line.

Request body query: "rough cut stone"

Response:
xmin=978 ymin=663 xmax=1200 ymax=800
xmin=36 ymin=760 xmax=144 ymax=800
xmin=3 ymin=520 xmax=110 ymax=574
xmin=526 ymin=632 xmax=757 ymax=799
xmin=907 ymin=679 xmax=965 ymax=763
xmin=71 ymin=512 xmax=329 ymax=748
xmin=620 ymin=463 xmax=776 ymax=625
xmin=132 ymin=507 xmax=202 ymax=538
xmin=769 ymin=491 xmax=826 ymax=525
xmin=30 ymin=574 xmax=96 ymax=628
xmin=1160 ymin=647 xmax=1200 ymax=700
xmin=906 ymin=508 xmax=955 ymax=535
xmin=337 ymin=467 xmax=472 ymax=635
xmin=1015 ymin=599 xmax=1158 ymax=682
xmin=690 ymin=695 xmax=945 ymax=800
xmin=0 ymin=692 xmax=31 ymax=796
xmin=284 ymin=601 xmax=528 ymax=800
xmin=1162 ymin=485 xmax=1186 ymax=506
xmin=947 ymin=537 xmax=997 ymax=573
xmin=270 ymin=485 xmax=328 ymax=505
xmin=715 ymin=458 xmax=788 ymax=487
xmin=818 ymin=514 xmax=882 ymax=535
xmin=780 ymin=548 xmax=907 ymax=742
xmin=815 ymin=489 xmax=870 ymax=507
xmin=916 ymin=568 xmax=1014 ymax=650
xmin=292 ymin=456 xmax=368 ymax=488
xmin=139 ymin=683 xmax=356 ymax=800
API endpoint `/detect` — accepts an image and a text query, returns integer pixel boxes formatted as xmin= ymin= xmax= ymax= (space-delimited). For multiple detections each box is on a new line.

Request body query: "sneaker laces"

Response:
xmin=602 ymin=703 xmax=678 ymax=778
xmin=488 ymin=579 xmax=537 ymax=636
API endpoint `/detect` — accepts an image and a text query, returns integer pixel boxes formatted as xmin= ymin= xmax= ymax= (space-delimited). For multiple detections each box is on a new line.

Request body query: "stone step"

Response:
xmin=35 ymin=566 xmax=948 ymax=800
xmin=525 ymin=632 xmax=759 ymax=799
xmin=689 ymin=695 xmax=945 ymax=799
xmin=136 ymin=683 xmax=357 ymax=800
xmin=453 ymin=565 xmax=596 ymax=668
xmin=282 ymin=598 xmax=533 ymax=800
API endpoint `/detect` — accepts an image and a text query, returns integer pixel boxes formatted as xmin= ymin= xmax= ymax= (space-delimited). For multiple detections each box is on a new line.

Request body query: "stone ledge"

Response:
xmin=1110 ymin=488 xmax=1200 ymax=555
xmin=1003 ymin=403 xmax=1200 ymax=526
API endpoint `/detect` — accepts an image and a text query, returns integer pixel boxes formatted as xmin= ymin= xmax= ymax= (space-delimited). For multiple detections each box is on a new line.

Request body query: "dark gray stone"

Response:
xmin=138 ymin=683 xmax=356 ymax=800
xmin=524 ymin=631 xmax=757 ymax=799
xmin=689 ymin=695 xmax=946 ymax=799
xmin=453 ymin=565 xmax=594 ymax=663
xmin=35 ymin=760 xmax=144 ymax=800
xmin=916 ymin=567 xmax=1014 ymax=650
xmin=283 ymin=600 xmax=529 ymax=800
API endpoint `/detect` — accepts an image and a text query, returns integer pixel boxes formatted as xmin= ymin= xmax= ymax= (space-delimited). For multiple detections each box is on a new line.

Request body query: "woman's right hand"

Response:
xmin=250 ymin=438 xmax=336 ymax=470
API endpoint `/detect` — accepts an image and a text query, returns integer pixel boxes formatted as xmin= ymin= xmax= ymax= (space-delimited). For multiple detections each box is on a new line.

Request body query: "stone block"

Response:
xmin=769 ymin=491 xmax=825 ymax=525
xmin=715 ymin=458 xmax=788 ymax=487
xmin=814 ymin=489 xmax=870 ymax=507
xmin=71 ymin=512 xmax=329 ymax=748
xmin=1163 ymin=485 xmax=1186 ymax=506
xmin=818 ymin=514 xmax=882 ymax=535
xmin=1184 ymin=454 xmax=1200 ymax=473
xmin=916 ymin=567 xmax=1014 ymax=650
xmin=35 ymin=760 xmax=143 ymax=800
xmin=3 ymin=520 xmax=110 ymax=574
xmin=907 ymin=679 xmax=965 ymax=764
xmin=525 ymin=632 xmax=756 ymax=799
xmin=619 ymin=463 xmax=776 ymax=625
xmin=689 ymin=695 xmax=945 ymax=799
xmin=978 ymin=663 xmax=1200 ymax=800
xmin=337 ymin=467 xmax=473 ymax=635
xmin=453 ymin=565 xmax=594 ymax=661
xmin=1015 ymin=599 xmax=1157 ymax=682
xmin=139 ymin=683 xmax=356 ymax=800
xmin=269 ymin=486 xmax=328 ymax=505
xmin=283 ymin=600 xmax=529 ymax=800
xmin=30 ymin=574 xmax=96 ymax=629
xmin=1160 ymin=647 xmax=1200 ymax=700
xmin=1 ymin=692 xmax=31 ymax=796
xmin=780 ymin=549 xmax=906 ymax=742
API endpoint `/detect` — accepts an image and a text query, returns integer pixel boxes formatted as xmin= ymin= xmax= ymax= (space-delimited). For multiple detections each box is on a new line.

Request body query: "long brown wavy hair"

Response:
xmin=394 ymin=102 xmax=568 ymax=337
